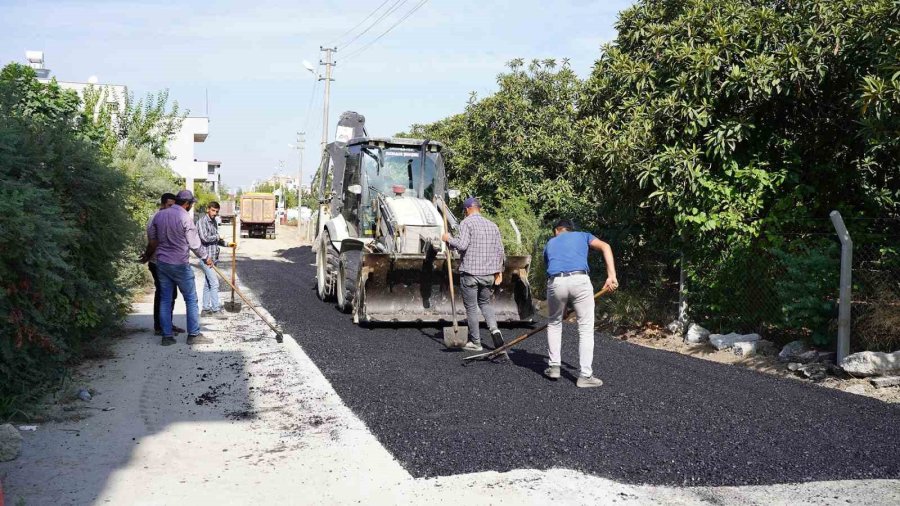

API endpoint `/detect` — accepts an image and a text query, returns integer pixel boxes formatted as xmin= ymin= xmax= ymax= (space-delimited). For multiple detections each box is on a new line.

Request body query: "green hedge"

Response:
xmin=0 ymin=64 xmax=135 ymax=418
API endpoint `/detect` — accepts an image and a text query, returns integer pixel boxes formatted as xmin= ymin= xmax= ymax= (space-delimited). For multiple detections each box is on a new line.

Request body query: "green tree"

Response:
xmin=82 ymin=86 xmax=186 ymax=159
xmin=0 ymin=64 xmax=134 ymax=415
xmin=579 ymin=0 xmax=899 ymax=333
xmin=402 ymin=59 xmax=588 ymax=222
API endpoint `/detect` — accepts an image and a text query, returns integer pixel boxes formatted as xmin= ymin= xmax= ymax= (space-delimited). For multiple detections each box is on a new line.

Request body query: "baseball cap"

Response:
xmin=463 ymin=197 xmax=481 ymax=209
xmin=175 ymin=190 xmax=196 ymax=203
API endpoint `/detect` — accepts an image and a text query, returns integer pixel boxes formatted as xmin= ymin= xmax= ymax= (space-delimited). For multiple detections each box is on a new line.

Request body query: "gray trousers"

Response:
xmin=460 ymin=274 xmax=499 ymax=344
xmin=546 ymin=274 xmax=596 ymax=377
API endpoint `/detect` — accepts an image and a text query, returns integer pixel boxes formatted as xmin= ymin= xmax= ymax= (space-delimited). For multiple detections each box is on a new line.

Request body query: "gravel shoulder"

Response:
xmin=1 ymin=224 xmax=897 ymax=505
xmin=617 ymin=327 xmax=900 ymax=404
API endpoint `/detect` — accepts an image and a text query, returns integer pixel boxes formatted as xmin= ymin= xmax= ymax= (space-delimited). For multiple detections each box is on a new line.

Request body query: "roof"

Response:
xmin=346 ymin=137 xmax=444 ymax=149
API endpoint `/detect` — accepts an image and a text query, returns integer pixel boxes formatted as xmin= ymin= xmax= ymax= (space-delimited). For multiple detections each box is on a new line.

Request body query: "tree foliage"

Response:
xmin=0 ymin=64 xmax=186 ymax=417
xmin=405 ymin=0 xmax=900 ymax=338
xmin=0 ymin=64 xmax=133 ymax=412
xmin=402 ymin=59 xmax=588 ymax=221
xmin=82 ymin=86 xmax=186 ymax=159
xmin=582 ymin=0 xmax=899 ymax=246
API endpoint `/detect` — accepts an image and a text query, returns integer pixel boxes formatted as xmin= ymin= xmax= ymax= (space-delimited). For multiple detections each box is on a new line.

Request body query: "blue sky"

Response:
xmin=0 ymin=0 xmax=633 ymax=189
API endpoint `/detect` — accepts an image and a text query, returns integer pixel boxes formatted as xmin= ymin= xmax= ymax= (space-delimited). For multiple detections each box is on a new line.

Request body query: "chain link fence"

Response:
xmin=851 ymin=233 xmax=900 ymax=352
xmin=591 ymin=215 xmax=900 ymax=352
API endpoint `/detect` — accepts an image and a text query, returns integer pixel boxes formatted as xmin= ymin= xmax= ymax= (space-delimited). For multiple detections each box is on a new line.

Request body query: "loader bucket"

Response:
xmin=356 ymin=253 xmax=534 ymax=324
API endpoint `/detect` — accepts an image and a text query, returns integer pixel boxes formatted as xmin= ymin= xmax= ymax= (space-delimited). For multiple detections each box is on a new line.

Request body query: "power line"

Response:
xmin=327 ymin=0 xmax=393 ymax=47
xmin=303 ymin=76 xmax=320 ymax=133
xmin=339 ymin=0 xmax=409 ymax=51
xmin=342 ymin=0 xmax=431 ymax=62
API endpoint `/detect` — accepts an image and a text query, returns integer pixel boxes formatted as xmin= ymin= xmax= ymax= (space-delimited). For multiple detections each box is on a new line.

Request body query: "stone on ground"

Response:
xmin=709 ymin=332 xmax=760 ymax=351
xmin=733 ymin=341 xmax=757 ymax=357
xmin=870 ymin=376 xmax=900 ymax=389
xmin=778 ymin=340 xmax=809 ymax=362
xmin=0 ymin=423 xmax=22 ymax=462
xmin=684 ymin=323 xmax=710 ymax=344
xmin=840 ymin=351 xmax=900 ymax=377
xmin=666 ymin=320 xmax=686 ymax=336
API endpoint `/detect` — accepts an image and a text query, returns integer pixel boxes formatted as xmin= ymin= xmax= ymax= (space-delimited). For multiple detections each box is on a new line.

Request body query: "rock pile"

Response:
xmin=0 ymin=423 xmax=22 ymax=462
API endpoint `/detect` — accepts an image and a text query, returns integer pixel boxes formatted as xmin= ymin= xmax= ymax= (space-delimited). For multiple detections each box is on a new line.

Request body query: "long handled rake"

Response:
xmin=211 ymin=263 xmax=284 ymax=343
xmin=462 ymin=286 xmax=611 ymax=364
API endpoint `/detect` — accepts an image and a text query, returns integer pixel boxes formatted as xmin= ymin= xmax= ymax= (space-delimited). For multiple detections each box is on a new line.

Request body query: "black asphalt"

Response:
xmin=237 ymin=246 xmax=900 ymax=486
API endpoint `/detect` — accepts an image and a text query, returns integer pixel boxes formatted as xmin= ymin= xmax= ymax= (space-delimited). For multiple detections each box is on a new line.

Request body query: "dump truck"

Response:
xmin=313 ymin=111 xmax=534 ymax=324
xmin=240 ymin=193 xmax=276 ymax=239
xmin=219 ymin=200 xmax=236 ymax=224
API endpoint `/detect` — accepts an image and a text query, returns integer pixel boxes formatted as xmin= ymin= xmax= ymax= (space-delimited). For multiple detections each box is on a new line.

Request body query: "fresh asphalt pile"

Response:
xmin=237 ymin=246 xmax=900 ymax=487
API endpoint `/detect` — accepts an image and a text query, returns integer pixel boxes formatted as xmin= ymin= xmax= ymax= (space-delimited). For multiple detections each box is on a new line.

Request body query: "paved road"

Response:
xmin=237 ymin=246 xmax=900 ymax=487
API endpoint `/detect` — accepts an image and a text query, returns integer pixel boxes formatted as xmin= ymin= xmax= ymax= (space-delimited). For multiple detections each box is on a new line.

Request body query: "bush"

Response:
xmin=0 ymin=64 xmax=135 ymax=419
xmin=482 ymin=195 xmax=549 ymax=296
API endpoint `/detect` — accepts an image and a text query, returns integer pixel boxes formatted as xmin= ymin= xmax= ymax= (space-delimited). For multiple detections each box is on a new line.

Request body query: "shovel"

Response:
xmin=440 ymin=199 xmax=467 ymax=348
xmin=224 ymin=219 xmax=241 ymax=313
xmin=462 ymin=287 xmax=612 ymax=363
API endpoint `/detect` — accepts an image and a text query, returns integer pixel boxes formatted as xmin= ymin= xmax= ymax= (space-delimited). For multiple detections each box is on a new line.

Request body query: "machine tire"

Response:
xmin=336 ymin=250 xmax=361 ymax=313
xmin=316 ymin=232 xmax=339 ymax=301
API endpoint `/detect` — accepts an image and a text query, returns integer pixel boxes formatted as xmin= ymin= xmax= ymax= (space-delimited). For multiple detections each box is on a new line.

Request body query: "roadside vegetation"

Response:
xmin=0 ymin=64 xmax=185 ymax=420
xmin=403 ymin=0 xmax=899 ymax=350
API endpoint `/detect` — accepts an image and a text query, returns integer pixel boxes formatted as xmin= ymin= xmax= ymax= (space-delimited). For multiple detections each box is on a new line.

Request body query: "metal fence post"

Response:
xmin=678 ymin=251 xmax=687 ymax=324
xmin=829 ymin=211 xmax=852 ymax=363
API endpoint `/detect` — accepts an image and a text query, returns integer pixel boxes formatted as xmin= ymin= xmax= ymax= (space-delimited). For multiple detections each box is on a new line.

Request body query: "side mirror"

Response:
xmin=447 ymin=189 xmax=460 ymax=199
xmin=347 ymin=184 xmax=362 ymax=195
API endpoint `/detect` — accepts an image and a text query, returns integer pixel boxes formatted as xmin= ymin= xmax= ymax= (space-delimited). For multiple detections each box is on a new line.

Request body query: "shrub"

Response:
xmin=0 ymin=64 xmax=135 ymax=419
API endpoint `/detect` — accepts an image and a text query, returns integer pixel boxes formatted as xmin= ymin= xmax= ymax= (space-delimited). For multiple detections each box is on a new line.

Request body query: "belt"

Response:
xmin=549 ymin=270 xmax=587 ymax=279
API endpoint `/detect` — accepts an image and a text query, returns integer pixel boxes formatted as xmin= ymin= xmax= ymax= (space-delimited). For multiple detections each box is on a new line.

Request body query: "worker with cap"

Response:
xmin=542 ymin=218 xmax=618 ymax=388
xmin=146 ymin=192 xmax=183 ymax=336
xmin=140 ymin=189 xmax=214 ymax=346
xmin=441 ymin=197 xmax=507 ymax=355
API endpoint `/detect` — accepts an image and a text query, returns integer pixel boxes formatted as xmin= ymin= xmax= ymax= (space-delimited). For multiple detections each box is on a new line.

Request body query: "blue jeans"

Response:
xmin=199 ymin=261 xmax=221 ymax=311
xmin=157 ymin=261 xmax=201 ymax=337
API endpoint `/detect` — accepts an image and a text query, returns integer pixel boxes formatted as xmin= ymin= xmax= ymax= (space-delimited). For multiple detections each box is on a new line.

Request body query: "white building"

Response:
xmin=26 ymin=50 xmax=218 ymax=200
xmin=204 ymin=161 xmax=222 ymax=194
xmin=28 ymin=50 xmax=126 ymax=120
xmin=168 ymin=116 xmax=209 ymax=189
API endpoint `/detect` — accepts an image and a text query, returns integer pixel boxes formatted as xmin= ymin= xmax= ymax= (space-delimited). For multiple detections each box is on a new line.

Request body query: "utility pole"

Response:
xmin=319 ymin=47 xmax=336 ymax=150
xmin=293 ymin=131 xmax=306 ymax=218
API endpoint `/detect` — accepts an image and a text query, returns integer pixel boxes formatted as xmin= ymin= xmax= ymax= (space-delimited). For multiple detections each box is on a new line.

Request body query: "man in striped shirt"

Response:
xmin=198 ymin=201 xmax=229 ymax=318
xmin=442 ymin=197 xmax=507 ymax=354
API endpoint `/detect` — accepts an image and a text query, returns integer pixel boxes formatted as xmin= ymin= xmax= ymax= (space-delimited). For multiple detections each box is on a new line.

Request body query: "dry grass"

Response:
xmin=854 ymin=291 xmax=900 ymax=352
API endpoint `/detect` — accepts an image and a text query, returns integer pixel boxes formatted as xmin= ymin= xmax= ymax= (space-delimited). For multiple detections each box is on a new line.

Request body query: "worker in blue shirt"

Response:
xmin=542 ymin=219 xmax=618 ymax=388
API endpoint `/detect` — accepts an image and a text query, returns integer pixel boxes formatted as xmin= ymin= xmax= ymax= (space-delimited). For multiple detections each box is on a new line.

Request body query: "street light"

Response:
xmin=289 ymin=132 xmax=306 ymax=235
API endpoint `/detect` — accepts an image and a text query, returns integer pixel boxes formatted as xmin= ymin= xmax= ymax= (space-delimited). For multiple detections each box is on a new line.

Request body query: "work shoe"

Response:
xmin=210 ymin=310 xmax=228 ymax=320
xmin=160 ymin=336 xmax=176 ymax=346
xmin=172 ymin=325 xmax=186 ymax=334
xmin=576 ymin=376 xmax=604 ymax=388
xmin=463 ymin=341 xmax=483 ymax=352
xmin=544 ymin=365 xmax=561 ymax=380
xmin=186 ymin=333 xmax=214 ymax=345
xmin=200 ymin=309 xmax=214 ymax=317
xmin=490 ymin=329 xmax=505 ymax=349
